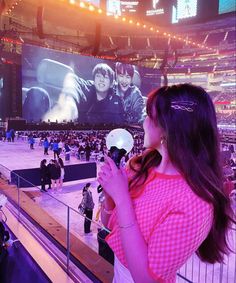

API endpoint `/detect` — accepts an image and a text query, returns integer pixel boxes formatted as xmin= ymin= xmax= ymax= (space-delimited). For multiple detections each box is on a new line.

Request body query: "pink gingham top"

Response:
xmin=106 ymin=171 xmax=213 ymax=283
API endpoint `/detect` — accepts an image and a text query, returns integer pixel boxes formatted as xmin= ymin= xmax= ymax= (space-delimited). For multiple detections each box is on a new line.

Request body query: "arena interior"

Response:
xmin=0 ymin=1 xmax=235 ymax=283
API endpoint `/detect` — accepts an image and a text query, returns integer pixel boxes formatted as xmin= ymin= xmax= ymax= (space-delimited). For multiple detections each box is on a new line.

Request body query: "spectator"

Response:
xmin=49 ymin=159 xmax=61 ymax=193
xmin=58 ymin=157 xmax=65 ymax=190
xmin=81 ymin=183 xmax=95 ymax=234
xmin=28 ymin=135 xmax=35 ymax=149
xmin=85 ymin=143 xmax=91 ymax=162
xmin=64 ymin=142 xmax=71 ymax=161
xmin=40 ymin=159 xmax=50 ymax=192
xmin=52 ymin=140 xmax=60 ymax=159
xmin=43 ymin=137 xmax=49 ymax=155
xmin=98 ymin=84 xmax=235 ymax=282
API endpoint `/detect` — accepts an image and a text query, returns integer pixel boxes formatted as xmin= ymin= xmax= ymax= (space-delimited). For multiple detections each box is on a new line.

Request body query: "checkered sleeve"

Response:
xmin=147 ymin=207 xmax=213 ymax=282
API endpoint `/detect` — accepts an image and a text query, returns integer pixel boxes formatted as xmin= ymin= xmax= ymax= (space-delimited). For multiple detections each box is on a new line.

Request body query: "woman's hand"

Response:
xmin=98 ymin=156 xmax=129 ymax=206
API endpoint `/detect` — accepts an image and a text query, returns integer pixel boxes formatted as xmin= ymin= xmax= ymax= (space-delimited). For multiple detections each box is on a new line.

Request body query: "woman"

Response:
xmin=81 ymin=183 xmax=95 ymax=234
xmin=49 ymin=159 xmax=61 ymax=193
xmin=98 ymin=84 xmax=235 ymax=283
xmin=58 ymin=157 xmax=65 ymax=190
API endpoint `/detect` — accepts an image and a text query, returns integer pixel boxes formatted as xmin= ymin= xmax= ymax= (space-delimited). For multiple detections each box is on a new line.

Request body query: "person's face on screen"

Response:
xmin=94 ymin=72 xmax=111 ymax=94
xmin=117 ymin=72 xmax=132 ymax=93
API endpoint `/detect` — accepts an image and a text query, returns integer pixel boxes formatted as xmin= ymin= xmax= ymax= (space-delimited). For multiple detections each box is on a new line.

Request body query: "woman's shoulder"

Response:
xmin=142 ymin=173 xmax=211 ymax=209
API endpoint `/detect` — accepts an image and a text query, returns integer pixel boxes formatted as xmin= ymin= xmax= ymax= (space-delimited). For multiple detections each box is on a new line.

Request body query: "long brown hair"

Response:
xmin=129 ymin=84 xmax=235 ymax=263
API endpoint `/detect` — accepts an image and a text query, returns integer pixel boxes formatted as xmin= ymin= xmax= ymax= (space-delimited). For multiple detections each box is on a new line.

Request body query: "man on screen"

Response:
xmin=83 ymin=63 xmax=125 ymax=124
xmin=43 ymin=63 xmax=125 ymax=125
xmin=115 ymin=62 xmax=145 ymax=124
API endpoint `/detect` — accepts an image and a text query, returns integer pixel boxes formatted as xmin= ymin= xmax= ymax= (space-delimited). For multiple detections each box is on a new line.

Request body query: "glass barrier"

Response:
xmin=0 ymin=163 xmax=235 ymax=283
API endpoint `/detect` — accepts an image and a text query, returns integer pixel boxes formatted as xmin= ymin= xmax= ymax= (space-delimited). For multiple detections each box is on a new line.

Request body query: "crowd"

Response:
xmin=39 ymin=158 xmax=65 ymax=193
xmin=4 ymin=129 xmax=144 ymax=162
xmin=1 ymin=127 xmax=235 ymax=200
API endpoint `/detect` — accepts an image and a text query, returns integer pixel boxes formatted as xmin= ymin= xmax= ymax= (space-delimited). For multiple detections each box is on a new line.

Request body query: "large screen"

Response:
xmin=22 ymin=44 xmax=161 ymax=125
xmin=133 ymin=1 xmax=221 ymax=25
xmin=146 ymin=0 xmax=165 ymax=16
xmin=218 ymin=0 xmax=236 ymax=14
xmin=75 ymin=0 xmax=100 ymax=7
xmin=106 ymin=0 xmax=140 ymax=16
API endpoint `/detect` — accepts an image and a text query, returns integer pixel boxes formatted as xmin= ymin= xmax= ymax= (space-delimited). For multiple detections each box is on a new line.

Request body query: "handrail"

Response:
xmin=1 ymin=162 xmax=235 ymax=283
xmin=0 ymin=163 xmax=114 ymax=282
xmin=0 ymin=163 xmax=109 ymax=230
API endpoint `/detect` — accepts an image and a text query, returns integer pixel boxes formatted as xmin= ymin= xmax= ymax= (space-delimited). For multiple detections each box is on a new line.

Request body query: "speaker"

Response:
xmin=37 ymin=6 xmax=44 ymax=39
xmin=0 ymin=0 xmax=6 ymax=15
xmin=92 ymin=23 xmax=101 ymax=56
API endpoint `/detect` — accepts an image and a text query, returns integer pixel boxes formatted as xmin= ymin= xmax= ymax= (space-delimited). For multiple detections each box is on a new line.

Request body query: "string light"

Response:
xmin=66 ymin=0 xmax=213 ymax=52
xmin=5 ymin=0 xmax=21 ymax=15
xmin=4 ymin=0 xmax=212 ymax=53
xmin=88 ymin=5 xmax=94 ymax=11
xmin=79 ymin=2 xmax=85 ymax=8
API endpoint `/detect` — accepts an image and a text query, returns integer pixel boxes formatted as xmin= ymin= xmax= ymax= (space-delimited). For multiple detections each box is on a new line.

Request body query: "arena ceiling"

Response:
xmin=1 ymin=0 xmax=163 ymax=42
xmin=0 ymin=0 xmax=235 ymax=67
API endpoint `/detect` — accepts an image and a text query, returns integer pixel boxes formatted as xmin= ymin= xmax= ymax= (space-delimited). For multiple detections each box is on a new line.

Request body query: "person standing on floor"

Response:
xmin=49 ymin=159 xmax=61 ymax=193
xmin=85 ymin=143 xmax=91 ymax=162
xmin=58 ymin=157 xmax=65 ymax=191
xmin=82 ymin=183 xmax=95 ymax=234
xmin=43 ymin=137 xmax=49 ymax=155
xmin=52 ymin=140 xmax=60 ymax=159
xmin=40 ymin=159 xmax=48 ymax=192
xmin=10 ymin=129 xmax=15 ymax=142
xmin=28 ymin=135 xmax=35 ymax=149
xmin=6 ymin=131 xmax=11 ymax=142
xmin=64 ymin=142 xmax=71 ymax=161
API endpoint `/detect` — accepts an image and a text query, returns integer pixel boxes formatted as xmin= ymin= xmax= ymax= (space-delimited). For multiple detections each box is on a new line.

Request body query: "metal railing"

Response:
xmin=0 ymin=163 xmax=235 ymax=283
xmin=0 ymin=163 xmax=108 ymax=282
